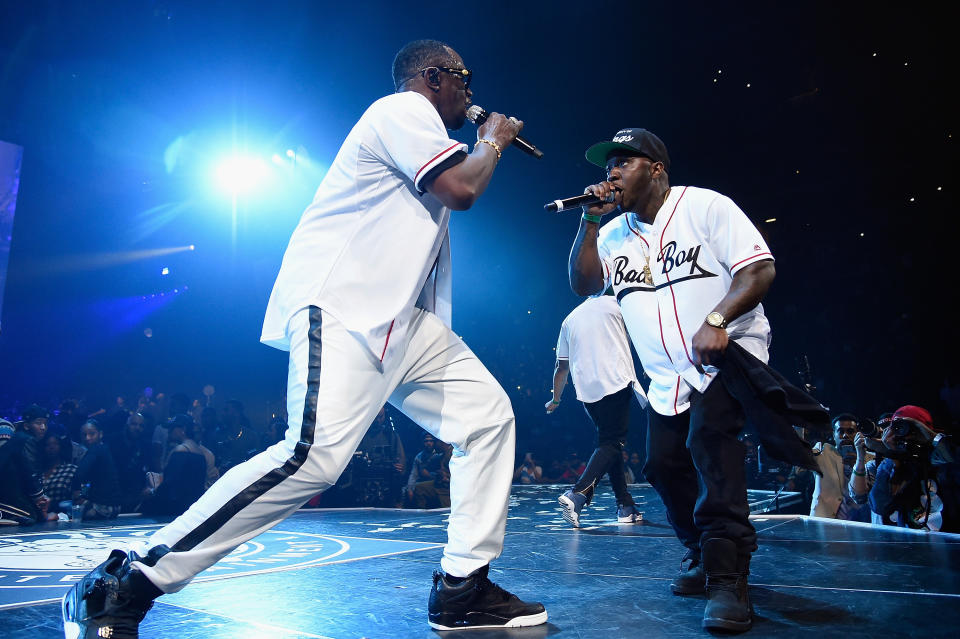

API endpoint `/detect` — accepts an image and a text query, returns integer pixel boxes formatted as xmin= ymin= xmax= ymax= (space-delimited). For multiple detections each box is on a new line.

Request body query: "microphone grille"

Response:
xmin=466 ymin=105 xmax=486 ymax=124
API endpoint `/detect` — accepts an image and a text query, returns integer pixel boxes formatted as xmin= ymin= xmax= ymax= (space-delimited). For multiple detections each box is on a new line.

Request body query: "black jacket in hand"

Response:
xmin=718 ymin=341 xmax=830 ymax=474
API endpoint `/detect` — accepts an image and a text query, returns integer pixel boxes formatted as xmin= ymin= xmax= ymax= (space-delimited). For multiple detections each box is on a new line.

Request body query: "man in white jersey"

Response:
xmin=62 ymin=40 xmax=546 ymax=638
xmin=547 ymin=294 xmax=646 ymax=526
xmin=568 ymin=128 xmax=775 ymax=633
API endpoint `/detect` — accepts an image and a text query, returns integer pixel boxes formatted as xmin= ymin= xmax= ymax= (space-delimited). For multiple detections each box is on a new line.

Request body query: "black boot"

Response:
xmin=702 ymin=538 xmax=752 ymax=632
xmin=670 ymin=548 xmax=705 ymax=595
xmin=62 ymin=546 xmax=167 ymax=639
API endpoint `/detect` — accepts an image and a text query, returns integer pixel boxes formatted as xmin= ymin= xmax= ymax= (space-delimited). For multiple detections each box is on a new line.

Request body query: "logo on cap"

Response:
xmin=613 ymin=135 xmax=634 ymax=143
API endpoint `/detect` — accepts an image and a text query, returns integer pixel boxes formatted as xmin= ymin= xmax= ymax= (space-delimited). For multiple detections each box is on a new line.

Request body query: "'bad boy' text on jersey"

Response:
xmin=597 ymin=186 xmax=773 ymax=416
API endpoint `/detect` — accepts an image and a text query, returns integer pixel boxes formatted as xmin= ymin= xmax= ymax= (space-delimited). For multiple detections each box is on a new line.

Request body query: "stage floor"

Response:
xmin=2 ymin=484 xmax=958 ymax=638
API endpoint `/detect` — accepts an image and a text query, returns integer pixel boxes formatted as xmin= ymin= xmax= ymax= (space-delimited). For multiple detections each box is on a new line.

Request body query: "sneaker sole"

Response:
xmin=429 ymin=610 xmax=549 ymax=630
xmin=557 ymin=494 xmax=581 ymax=527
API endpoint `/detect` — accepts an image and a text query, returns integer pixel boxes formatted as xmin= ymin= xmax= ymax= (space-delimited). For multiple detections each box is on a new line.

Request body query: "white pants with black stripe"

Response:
xmin=134 ymin=306 xmax=516 ymax=592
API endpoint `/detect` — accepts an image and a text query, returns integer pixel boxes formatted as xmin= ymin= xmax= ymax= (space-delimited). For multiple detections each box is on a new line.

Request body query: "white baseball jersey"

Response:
xmin=261 ymin=91 xmax=468 ymax=359
xmin=556 ymin=295 xmax=641 ymax=404
xmin=597 ymin=186 xmax=773 ymax=416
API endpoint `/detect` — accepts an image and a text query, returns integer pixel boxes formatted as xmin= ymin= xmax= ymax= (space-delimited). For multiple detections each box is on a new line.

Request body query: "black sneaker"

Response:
xmin=428 ymin=565 xmax=548 ymax=630
xmin=62 ymin=548 xmax=165 ymax=639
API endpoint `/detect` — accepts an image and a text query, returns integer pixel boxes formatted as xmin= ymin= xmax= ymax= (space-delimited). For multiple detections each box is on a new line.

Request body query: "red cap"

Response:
xmin=891 ymin=405 xmax=939 ymax=432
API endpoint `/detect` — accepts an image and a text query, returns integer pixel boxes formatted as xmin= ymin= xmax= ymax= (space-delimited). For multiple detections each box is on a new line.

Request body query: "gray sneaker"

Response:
xmin=616 ymin=503 xmax=642 ymax=523
xmin=558 ymin=490 xmax=587 ymax=527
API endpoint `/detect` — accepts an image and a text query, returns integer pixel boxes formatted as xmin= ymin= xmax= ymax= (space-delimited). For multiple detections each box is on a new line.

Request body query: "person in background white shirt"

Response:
xmin=809 ymin=413 xmax=873 ymax=521
xmin=547 ymin=294 xmax=646 ymax=526
xmin=63 ymin=39 xmax=545 ymax=639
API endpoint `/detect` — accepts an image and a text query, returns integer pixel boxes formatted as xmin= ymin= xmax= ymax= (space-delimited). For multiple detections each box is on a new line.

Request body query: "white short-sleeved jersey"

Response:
xmin=555 ymin=296 xmax=641 ymax=404
xmin=261 ymin=92 xmax=468 ymax=358
xmin=597 ymin=186 xmax=773 ymax=416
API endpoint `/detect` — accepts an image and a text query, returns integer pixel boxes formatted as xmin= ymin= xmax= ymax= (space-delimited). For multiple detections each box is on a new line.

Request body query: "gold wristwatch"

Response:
xmin=705 ymin=311 xmax=728 ymax=329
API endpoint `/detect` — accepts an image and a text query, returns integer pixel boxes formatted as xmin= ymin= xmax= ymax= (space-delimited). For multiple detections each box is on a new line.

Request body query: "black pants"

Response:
xmin=642 ymin=374 xmax=756 ymax=554
xmin=572 ymin=384 xmax=636 ymax=507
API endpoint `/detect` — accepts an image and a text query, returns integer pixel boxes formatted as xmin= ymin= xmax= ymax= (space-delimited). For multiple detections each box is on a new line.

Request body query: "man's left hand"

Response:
xmin=692 ymin=324 xmax=728 ymax=368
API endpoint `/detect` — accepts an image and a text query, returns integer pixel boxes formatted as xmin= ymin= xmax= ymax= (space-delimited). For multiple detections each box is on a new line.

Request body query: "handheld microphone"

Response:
xmin=544 ymin=192 xmax=615 ymax=212
xmin=466 ymin=105 xmax=544 ymax=159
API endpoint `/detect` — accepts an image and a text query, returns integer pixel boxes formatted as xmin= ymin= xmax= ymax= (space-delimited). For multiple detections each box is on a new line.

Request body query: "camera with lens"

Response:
xmin=879 ymin=416 xmax=934 ymax=462
xmin=856 ymin=417 xmax=881 ymax=438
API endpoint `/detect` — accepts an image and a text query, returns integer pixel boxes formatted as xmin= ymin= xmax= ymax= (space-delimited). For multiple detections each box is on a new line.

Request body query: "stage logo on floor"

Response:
xmin=0 ymin=524 xmax=443 ymax=609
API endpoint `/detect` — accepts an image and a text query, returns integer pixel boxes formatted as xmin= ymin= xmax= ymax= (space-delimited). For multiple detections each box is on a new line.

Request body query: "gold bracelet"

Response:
xmin=475 ymin=138 xmax=501 ymax=160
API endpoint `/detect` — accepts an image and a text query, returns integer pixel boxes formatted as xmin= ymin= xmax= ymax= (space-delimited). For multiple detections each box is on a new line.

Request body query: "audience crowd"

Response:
xmin=0 ymin=391 xmax=269 ymax=526
xmin=2 ymin=385 xmax=957 ymax=535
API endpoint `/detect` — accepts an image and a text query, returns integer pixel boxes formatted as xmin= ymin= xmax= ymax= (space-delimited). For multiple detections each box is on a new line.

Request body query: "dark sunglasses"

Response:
xmin=411 ymin=66 xmax=472 ymax=90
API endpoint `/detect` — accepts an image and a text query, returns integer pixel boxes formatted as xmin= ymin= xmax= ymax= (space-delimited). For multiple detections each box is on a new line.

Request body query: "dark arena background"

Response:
xmin=1 ymin=2 xmax=958 ymax=638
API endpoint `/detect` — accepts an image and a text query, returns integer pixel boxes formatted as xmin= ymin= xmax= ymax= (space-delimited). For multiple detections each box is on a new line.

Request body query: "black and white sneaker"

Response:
xmin=62 ymin=548 xmax=165 ymax=639
xmin=428 ymin=565 xmax=547 ymax=630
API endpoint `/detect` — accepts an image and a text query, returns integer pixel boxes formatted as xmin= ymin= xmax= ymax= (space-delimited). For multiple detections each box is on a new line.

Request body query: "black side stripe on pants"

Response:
xmin=170 ymin=307 xmax=323 ymax=553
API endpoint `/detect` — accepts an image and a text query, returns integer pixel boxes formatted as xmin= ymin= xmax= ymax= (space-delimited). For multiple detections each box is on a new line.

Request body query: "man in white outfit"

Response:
xmin=62 ymin=39 xmax=546 ymax=638
xmin=546 ymin=294 xmax=646 ymax=526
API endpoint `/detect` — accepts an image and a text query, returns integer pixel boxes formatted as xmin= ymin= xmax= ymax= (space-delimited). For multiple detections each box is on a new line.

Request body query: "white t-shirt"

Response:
xmin=261 ymin=92 xmax=468 ymax=359
xmin=556 ymin=296 xmax=641 ymax=404
xmin=597 ymin=186 xmax=773 ymax=416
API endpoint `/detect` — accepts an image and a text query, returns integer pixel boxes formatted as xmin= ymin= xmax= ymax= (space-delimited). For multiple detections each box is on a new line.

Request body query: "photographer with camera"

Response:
xmin=867 ymin=405 xmax=959 ymax=532
xmin=809 ymin=414 xmax=875 ymax=521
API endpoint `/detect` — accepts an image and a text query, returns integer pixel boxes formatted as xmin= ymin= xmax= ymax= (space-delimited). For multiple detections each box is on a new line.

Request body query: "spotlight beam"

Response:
xmin=24 ymin=245 xmax=196 ymax=276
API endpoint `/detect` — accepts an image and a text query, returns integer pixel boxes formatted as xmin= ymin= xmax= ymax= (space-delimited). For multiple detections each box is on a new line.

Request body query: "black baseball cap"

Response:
xmin=22 ymin=404 xmax=49 ymax=422
xmin=585 ymin=128 xmax=670 ymax=172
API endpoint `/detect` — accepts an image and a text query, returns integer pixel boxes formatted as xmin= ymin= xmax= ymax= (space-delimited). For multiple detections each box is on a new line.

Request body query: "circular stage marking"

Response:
xmin=0 ymin=525 xmax=350 ymax=589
